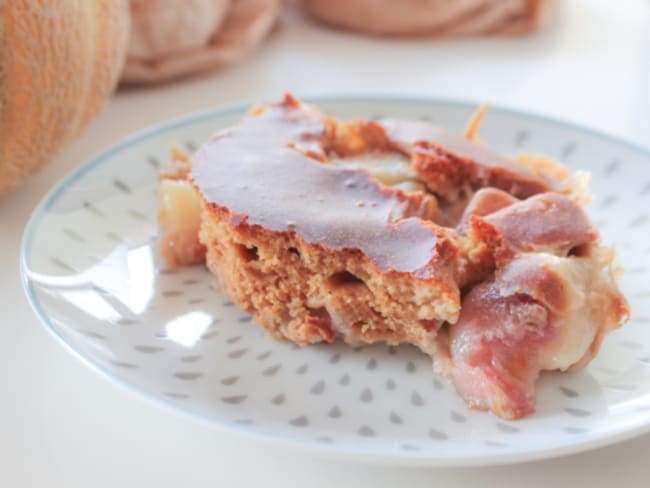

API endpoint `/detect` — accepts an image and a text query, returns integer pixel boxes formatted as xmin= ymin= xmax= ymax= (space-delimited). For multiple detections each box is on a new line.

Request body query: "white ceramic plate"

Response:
xmin=21 ymin=98 xmax=650 ymax=466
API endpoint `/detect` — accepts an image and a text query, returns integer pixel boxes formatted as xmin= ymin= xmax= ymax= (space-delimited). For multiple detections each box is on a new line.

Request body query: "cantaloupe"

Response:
xmin=0 ymin=0 xmax=130 ymax=195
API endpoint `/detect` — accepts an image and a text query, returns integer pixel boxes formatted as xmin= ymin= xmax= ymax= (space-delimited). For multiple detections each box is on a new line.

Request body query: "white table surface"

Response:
xmin=2 ymin=0 xmax=649 ymax=485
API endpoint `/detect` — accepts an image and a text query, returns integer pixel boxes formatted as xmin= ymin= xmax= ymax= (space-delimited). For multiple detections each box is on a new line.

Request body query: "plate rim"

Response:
xmin=20 ymin=95 xmax=650 ymax=467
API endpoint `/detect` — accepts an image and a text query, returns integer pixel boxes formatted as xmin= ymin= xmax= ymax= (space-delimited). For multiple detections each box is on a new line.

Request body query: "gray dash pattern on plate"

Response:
xmin=76 ymin=329 xmax=105 ymax=340
xmin=238 ymin=315 xmax=253 ymax=323
xmin=296 ymin=363 xmax=308 ymax=375
xmin=599 ymin=195 xmax=617 ymax=208
xmin=226 ymin=336 xmax=242 ymax=344
xmin=222 ymin=395 xmax=247 ymax=404
xmin=627 ymin=215 xmax=648 ymax=228
xmin=162 ymin=290 xmax=183 ymax=297
xmin=163 ymin=392 xmax=189 ymax=399
xmin=310 ymin=380 xmax=326 ymax=395
xmin=63 ymin=228 xmax=85 ymax=243
xmin=620 ymin=340 xmax=643 ymax=350
xmin=428 ymin=429 xmax=448 ymax=440
xmin=564 ymin=407 xmax=591 ymax=418
xmin=271 ymin=393 xmax=285 ymax=405
xmin=111 ymin=361 xmax=137 ymax=369
xmin=117 ymin=318 xmax=137 ymax=326
xmin=257 ymin=350 xmax=272 ymax=360
xmin=358 ymin=425 xmax=376 ymax=437
xmin=559 ymin=386 xmax=579 ymax=398
xmin=604 ymin=159 xmax=621 ymax=175
xmin=329 ymin=353 xmax=341 ymax=364
xmin=360 ymin=388 xmax=373 ymax=403
xmin=386 ymin=378 xmax=396 ymax=390
xmin=105 ymin=231 xmax=122 ymax=243
xmin=181 ymin=355 xmax=201 ymax=363
xmin=127 ymin=208 xmax=147 ymax=221
xmin=147 ymin=155 xmax=160 ymax=168
xmin=339 ymin=374 xmax=350 ymax=386
xmin=234 ymin=418 xmax=255 ymax=425
xmin=561 ymin=141 xmax=576 ymax=159
xmin=112 ymin=179 xmax=132 ymax=193
xmin=451 ymin=411 xmax=467 ymax=423
xmin=389 ymin=412 xmax=404 ymax=424
xmin=432 ymin=379 xmax=444 ymax=390
xmin=367 ymin=358 xmax=377 ymax=370
xmin=262 ymin=364 xmax=281 ymax=376
xmin=82 ymin=201 xmax=104 ymax=216
xmin=290 ymin=416 xmax=309 ymax=427
xmin=514 ymin=129 xmax=528 ymax=146
xmin=221 ymin=376 xmax=239 ymax=386
xmin=497 ymin=422 xmax=519 ymax=434
xmin=315 ymin=436 xmax=334 ymax=444
xmin=175 ymin=372 xmax=202 ymax=380
xmin=406 ymin=361 xmax=416 ymax=373
xmin=134 ymin=345 xmax=164 ymax=353
xmin=200 ymin=330 xmax=219 ymax=340
xmin=228 ymin=348 xmax=248 ymax=359
xmin=411 ymin=391 xmax=424 ymax=407
xmin=50 ymin=256 xmax=75 ymax=272
xmin=328 ymin=406 xmax=342 ymax=418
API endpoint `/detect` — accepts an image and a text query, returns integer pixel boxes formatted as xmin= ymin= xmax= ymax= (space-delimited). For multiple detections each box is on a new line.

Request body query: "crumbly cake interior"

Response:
xmin=157 ymin=95 xmax=629 ymax=419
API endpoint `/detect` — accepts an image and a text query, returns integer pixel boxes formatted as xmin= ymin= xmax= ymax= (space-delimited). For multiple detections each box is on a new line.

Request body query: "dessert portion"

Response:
xmin=157 ymin=95 xmax=629 ymax=419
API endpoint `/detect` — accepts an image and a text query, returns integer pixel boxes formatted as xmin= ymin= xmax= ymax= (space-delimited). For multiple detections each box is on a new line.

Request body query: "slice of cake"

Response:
xmin=158 ymin=94 xmax=629 ymax=419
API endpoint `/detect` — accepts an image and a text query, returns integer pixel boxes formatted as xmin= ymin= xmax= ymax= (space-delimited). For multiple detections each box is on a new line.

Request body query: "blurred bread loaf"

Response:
xmin=301 ymin=0 xmax=552 ymax=36
xmin=122 ymin=0 xmax=281 ymax=83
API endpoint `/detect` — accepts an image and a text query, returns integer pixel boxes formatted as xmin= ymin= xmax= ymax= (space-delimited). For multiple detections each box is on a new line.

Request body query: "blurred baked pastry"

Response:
xmin=122 ymin=0 xmax=280 ymax=83
xmin=301 ymin=0 xmax=552 ymax=36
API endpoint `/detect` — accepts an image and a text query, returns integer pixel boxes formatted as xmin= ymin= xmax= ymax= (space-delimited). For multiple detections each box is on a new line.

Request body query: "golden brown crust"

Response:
xmin=200 ymin=202 xmax=460 ymax=348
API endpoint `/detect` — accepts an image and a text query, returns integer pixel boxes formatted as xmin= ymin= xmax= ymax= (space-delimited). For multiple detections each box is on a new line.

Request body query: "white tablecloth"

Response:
xmin=2 ymin=0 xmax=649 ymax=485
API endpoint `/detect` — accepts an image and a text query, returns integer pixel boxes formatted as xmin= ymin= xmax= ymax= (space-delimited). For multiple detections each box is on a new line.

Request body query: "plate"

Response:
xmin=21 ymin=97 xmax=650 ymax=466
